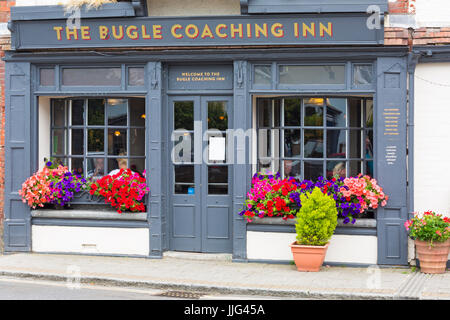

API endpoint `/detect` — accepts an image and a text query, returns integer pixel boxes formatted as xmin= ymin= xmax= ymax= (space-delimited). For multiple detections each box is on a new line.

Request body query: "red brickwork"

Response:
xmin=388 ymin=0 xmax=411 ymax=15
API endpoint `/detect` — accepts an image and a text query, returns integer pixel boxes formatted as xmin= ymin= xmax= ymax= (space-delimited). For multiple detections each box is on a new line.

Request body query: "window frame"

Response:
xmin=255 ymin=95 xmax=374 ymax=181
xmin=50 ymin=97 xmax=147 ymax=179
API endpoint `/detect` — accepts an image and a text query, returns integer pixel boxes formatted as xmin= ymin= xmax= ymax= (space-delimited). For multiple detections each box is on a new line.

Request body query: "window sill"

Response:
xmin=31 ymin=209 xmax=147 ymax=221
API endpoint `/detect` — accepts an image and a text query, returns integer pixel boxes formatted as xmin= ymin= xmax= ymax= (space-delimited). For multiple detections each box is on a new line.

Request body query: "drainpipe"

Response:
xmin=406 ymin=51 xmax=420 ymax=265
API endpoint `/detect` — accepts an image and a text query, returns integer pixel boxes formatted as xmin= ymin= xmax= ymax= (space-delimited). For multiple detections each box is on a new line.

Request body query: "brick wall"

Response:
xmin=0 ymin=0 xmax=14 ymax=254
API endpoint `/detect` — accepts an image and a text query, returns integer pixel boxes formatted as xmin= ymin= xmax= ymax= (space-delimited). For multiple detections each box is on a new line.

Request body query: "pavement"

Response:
xmin=0 ymin=252 xmax=448 ymax=300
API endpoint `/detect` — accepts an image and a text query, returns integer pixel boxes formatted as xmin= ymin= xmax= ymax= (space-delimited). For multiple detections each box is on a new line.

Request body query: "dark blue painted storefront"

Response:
xmin=2 ymin=6 xmax=413 ymax=265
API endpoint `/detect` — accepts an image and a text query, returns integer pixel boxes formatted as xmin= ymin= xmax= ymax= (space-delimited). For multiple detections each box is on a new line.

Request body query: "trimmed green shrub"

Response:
xmin=295 ymin=187 xmax=338 ymax=246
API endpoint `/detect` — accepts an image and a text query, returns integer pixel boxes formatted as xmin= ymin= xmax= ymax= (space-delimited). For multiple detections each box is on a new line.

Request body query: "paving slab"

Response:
xmin=0 ymin=253 xmax=448 ymax=299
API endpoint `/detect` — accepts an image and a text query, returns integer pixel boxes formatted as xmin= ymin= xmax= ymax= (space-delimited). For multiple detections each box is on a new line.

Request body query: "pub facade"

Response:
xmin=3 ymin=0 xmax=414 ymax=266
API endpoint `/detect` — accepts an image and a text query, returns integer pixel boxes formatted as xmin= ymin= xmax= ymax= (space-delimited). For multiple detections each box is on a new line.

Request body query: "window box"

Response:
xmin=31 ymin=208 xmax=147 ymax=221
xmin=11 ymin=3 xmax=136 ymax=22
xmin=248 ymin=217 xmax=376 ymax=228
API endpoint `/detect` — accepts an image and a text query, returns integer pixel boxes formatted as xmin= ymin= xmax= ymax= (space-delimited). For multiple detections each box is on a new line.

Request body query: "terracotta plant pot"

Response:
xmin=415 ymin=239 xmax=450 ymax=274
xmin=290 ymin=241 xmax=329 ymax=272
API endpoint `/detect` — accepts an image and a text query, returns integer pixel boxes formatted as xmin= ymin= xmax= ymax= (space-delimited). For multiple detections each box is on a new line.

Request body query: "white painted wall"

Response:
xmin=247 ymin=231 xmax=378 ymax=265
xmin=38 ymin=97 xmax=51 ymax=170
xmin=32 ymin=225 xmax=150 ymax=256
xmin=414 ymin=63 xmax=450 ymax=218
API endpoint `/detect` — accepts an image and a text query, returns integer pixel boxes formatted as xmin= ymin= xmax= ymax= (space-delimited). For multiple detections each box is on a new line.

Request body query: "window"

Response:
xmin=256 ymin=96 xmax=374 ymax=181
xmin=279 ymin=65 xmax=346 ymax=85
xmin=51 ymin=98 xmax=146 ymax=179
xmin=62 ymin=68 xmax=122 ymax=86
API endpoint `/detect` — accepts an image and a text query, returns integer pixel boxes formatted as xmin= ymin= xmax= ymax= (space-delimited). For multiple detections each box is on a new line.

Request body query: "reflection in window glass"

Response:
xmin=130 ymin=98 xmax=146 ymax=127
xmin=326 ymin=98 xmax=346 ymax=127
xmin=40 ymin=68 xmax=55 ymax=86
xmin=284 ymin=98 xmax=301 ymax=126
xmin=283 ymin=160 xmax=301 ymax=180
xmin=52 ymin=129 xmax=66 ymax=155
xmin=71 ymin=129 xmax=84 ymax=155
xmin=349 ymin=98 xmax=362 ymax=128
xmin=52 ymin=100 xmax=66 ymax=127
xmin=175 ymin=165 xmax=194 ymax=194
xmin=88 ymin=99 xmax=105 ymax=126
xmin=71 ymin=100 xmax=84 ymax=126
xmin=348 ymin=161 xmax=362 ymax=177
xmin=173 ymin=132 xmax=194 ymax=163
xmin=279 ymin=65 xmax=345 ymax=85
xmin=108 ymin=129 xmax=127 ymax=155
xmin=257 ymin=99 xmax=272 ymax=128
xmin=208 ymin=166 xmax=228 ymax=194
xmin=130 ymin=128 xmax=145 ymax=156
xmin=254 ymin=65 xmax=271 ymax=85
xmin=174 ymin=101 xmax=194 ymax=131
xmin=304 ymin=129 xmax=323 ymax=158
xmin=128 ymin=67 xmax=145 ymax=86
xmin=284 ymin=129 xmax=301 ymax=157
xmin=304 ymin=98 xmax=324 ymax=126
xmin=354 ymin=64 xmax=373 ymax=85
xmin=327 ymin=130 xmax=346 ymax=158
xmin=88 ymin=129 xmax=104 ymax=153
xmin=71 ymin=158 xmax=84 ymax=176
xmin=107 ymin=99 xmax=127 ymax=126
xmin=258 ymin=129 xmax=271 ymax=159
xmin=327 ymin=160 xmax=346 ymax=179
xmin=349 ymin=130 xmax=362 ymax=158
xmin=208 ymin=101 xmax=228 ymax=131
xmin=87 ymin=157 xmax=105 ymax=179
xmin=304 ymin=161 xmax=323 ymax=181
xmin=129 ymin=158 xmax=145 ymax=176
xmin=62 ymin=68 xmax=121 ymax=86
xmin=366 ymin=99 xmax=374 ymax=128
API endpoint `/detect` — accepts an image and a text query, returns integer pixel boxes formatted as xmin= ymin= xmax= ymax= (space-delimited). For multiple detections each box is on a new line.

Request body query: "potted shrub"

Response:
xmin=404 ymin=211 xmax=450 ymax=274
xmin=290 ymin=187 xmax=338 ymax=272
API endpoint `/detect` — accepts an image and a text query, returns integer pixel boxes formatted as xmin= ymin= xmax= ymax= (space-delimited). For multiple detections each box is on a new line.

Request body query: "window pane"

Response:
xmin=71 ymin=129 xmax=84 ymax=155
xmin=71 ymin=158 xmax=84 ymax=176
xmin=87 ymin=129 xmax=104 ymax=154
xmin=257 ymin=159 xmax=272 ymax=174
xmin=365 ymin=99 xmax=374 ymax=128
xmin=208 ymin=101 xmax=228 ymax=131
xmin=208 ymin=166 xmax=228 ymax=194
xmin=365 ymin=160 xmax=374 ymax=177
xmin=349 ymin=98 xmax=362 ymax=127
xmin=62 ymin=68 xmax=121 ymax=86
xmin=284 ymin=129 xmax=301 ymax=157
xmin=273 ymin=99 xmax=281 ymax=127
xmin=254 ymin=65 xmax=271 ymax=85
xmin=130 ymin=158 xmax=145 ymax=176
xmin=40 ymin=68 xmax=54 ymax=86
xmin=107 ymin=157 xmax=128 ymax=176
xmin=348 ymin=161 xmax=362 ymax=177
xmin=327 ymin=160 xmax=346 ymax=179
xmin=364 ymin=130 xmax=374 ymax=161
xmin=130 ymin=128 xmax=145 ymax=156
xmin=173 ymin=132 xmax=194 ymax=163
xmin=326 ymin=98 xmax=347 ymax=127
xmin=128 ymin=67 xmax=145 ymax=86
xmin=304 ymin=129 xmax=323 ymax=158
xmin=107 ymin=99 xmax=127 ymax=126
xmin=52 ymin=129 xmax=66 ymax=155
xmin=304 ymin=98 xmax=324 ymax=126
xmin=283 ymin=160 xmax=301 ymax=180
xmin=130 ymin=98 xmax=146 ymax=127
xmin=174 ymin=101 xmax=194 ymax=131
xmin=257 ymin=98 xmax=271 ymax=127
xmin=258 ymin=129 xmax=271 ymax=158
xmin=279 ymin=65 xmax=345 ymax=85
xmin=88 ymin=99 xmax=105 ymax=126
xmin=52 ymin=100 xmax=66 ymax=127
xmin=71 ymin=100 xmax=84 ymax=126
xmin=87 ymin=157 xmax=105 ymax=178
xmin=108 ymin=129 xmax=127 ymax=155
xmin=175 ymin=165 xmax=194 ymax=194
xmin=354 ymin=64 xmax=373 ymax=85
xmin=304 ymin=161 xmax=323 ymax=181
xmin=327 ymin=129 xmax=346 ymax=158
xmin=349 ymin=130 xmax=362 ymax=158
xmin=283 ymin=98 xmax=301 ymax=126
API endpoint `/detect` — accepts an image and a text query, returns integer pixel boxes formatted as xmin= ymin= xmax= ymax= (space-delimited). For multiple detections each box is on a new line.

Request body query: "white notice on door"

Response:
xmin=209 ymin=137 xmax=226 ymax=161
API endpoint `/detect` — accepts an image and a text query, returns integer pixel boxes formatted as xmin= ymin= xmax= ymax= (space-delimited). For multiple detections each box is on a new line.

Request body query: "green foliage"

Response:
xmin=295 ymin=187 xmax=338 ymax=246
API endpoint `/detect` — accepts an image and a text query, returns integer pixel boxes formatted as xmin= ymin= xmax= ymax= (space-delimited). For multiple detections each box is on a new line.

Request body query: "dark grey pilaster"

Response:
xmin=147 ymin=61 xmax=163 ymax=258
xmin=3 ymin=62 xmax=32 ymax=252
xmin=232 ymin=60 xmax=250 ymax=261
